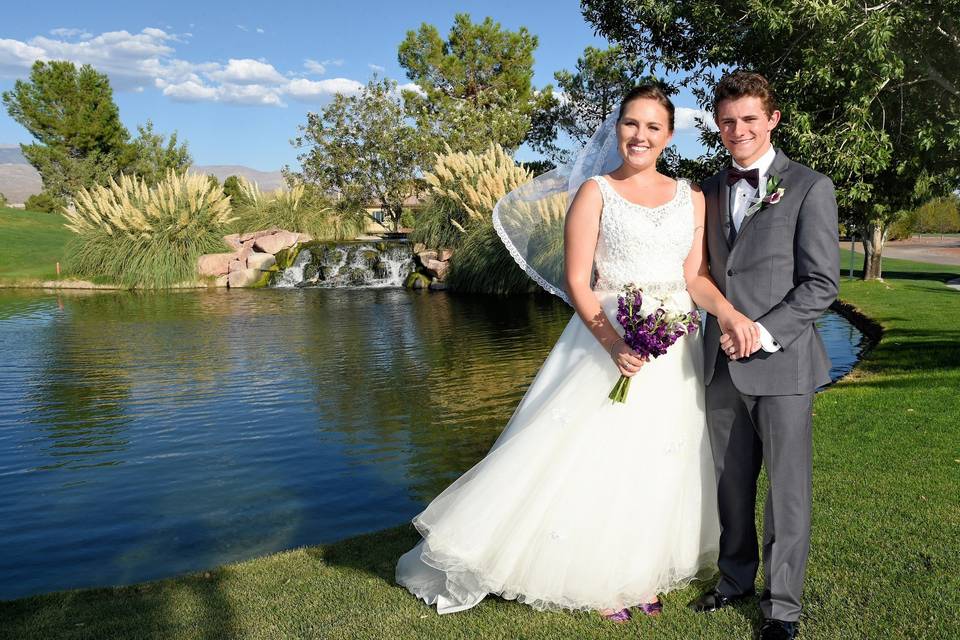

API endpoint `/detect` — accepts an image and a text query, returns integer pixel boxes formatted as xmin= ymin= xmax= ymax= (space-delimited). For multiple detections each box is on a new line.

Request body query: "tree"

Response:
xmin=222 ymin=175 xmax=244 ymax=205
xmin=290 ymin=77 xmax=428 ymax=233
xmin=124 ymin=120 xmax=191 ymax=186
xmin=582 ymin=0 xmax=960 ymax=279
xmin=398 ymin=13 xmax=551 ymax=154
xmin=2 ymin=61 xmax=131 ymax=201
xmin=528 ymin=45 xmax=650 ymax=163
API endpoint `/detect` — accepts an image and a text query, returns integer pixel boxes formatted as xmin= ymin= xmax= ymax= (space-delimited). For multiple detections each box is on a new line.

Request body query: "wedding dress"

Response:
xmin=396 ymin=176 xmax=720 ymax=613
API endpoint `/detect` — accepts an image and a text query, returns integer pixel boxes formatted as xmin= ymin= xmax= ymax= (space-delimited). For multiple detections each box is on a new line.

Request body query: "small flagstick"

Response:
xmin=56 ymin=261 xmax=61 ymax=276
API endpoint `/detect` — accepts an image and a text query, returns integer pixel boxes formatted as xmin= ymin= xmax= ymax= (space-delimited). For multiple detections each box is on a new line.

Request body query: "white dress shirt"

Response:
xmin=729 ymin=145 xmax=781 ymax=353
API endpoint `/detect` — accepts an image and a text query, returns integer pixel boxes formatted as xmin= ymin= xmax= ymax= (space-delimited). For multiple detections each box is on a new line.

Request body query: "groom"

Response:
xmin=691 ymin=72 xmax=839 ymax=640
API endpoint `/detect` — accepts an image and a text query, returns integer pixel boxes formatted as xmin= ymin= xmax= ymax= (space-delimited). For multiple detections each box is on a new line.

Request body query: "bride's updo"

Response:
xmin=618 ymin=84 xmax=676 ymax=132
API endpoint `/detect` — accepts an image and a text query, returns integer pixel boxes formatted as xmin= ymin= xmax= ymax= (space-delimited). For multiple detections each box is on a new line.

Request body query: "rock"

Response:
xmin=227 ymin=268 xmax=268 ymax=288
xmin=438 ymin=248 xmax=454 ymax=262
xmin=417 ymin=250 xmax=439 ymax=265
xmin=222 ymin=234 xmax=242 ymax=251
xmin=255 ymin=230 xmax=300 ymax=254
xmin=423 ymin=258 xmax=449 ymax=281
xmin=428 ymin=280 xmax=448 ymax=291
xmin=247 ymin=252 xmax=277 ymax=270
xmin=404 ymin=271 xmax=431 ymax=290
xmin=215 ymin=275 xmax=229 ymax=288
xmin=413 ymin=242 xmax=427 ymax=254
xmin=239 ymin=228 xmax=280 ymax=243
xmin=197 ymin=252 xmax=235 ymax=277
xmin=227 ymin=258 xmax=247 ymax=273
xmin=295 ymin=233 xmax=314 ymax=243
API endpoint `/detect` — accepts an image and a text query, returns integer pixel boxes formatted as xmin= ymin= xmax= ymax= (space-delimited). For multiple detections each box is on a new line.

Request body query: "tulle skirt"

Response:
xmin=396 ymin=290 xmax=720 ymax=613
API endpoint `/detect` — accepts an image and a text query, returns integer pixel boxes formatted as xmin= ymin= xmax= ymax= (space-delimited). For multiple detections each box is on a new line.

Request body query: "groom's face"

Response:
xmin=715 ymin=96 xmax=781 ymax=167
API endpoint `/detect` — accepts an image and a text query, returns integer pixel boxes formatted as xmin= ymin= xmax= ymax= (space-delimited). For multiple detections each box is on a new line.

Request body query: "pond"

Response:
xmin=0 ymin=288 xmax=863 ymax=600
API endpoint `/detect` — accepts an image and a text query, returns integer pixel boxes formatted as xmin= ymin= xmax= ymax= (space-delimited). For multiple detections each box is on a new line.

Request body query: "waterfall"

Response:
xmin=271 ymin=242 xmax=415 ymax=289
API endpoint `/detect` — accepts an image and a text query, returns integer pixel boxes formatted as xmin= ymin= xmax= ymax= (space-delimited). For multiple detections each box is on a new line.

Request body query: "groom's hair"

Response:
xmin=713 ymin=72 xmax=778 ymax=116
xmin=619 ymin=84 xmax=675 ymax=131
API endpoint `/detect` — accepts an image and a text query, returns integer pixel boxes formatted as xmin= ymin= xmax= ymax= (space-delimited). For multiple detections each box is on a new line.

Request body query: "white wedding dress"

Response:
xmin=396 ymin=176 xmax=720 ymax=613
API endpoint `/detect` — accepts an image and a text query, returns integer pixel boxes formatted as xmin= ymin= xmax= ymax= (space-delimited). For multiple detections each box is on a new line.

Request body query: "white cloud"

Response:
xmin=236 ymin=25 xmax=248 ymax=32
xmin=256 ymin=28 xmax=265 ymax=34
xmin=286 ymin=77 xmax=364 ymax=101
xmin=304 ymin=59 xmax=326 ymax=75
xmin=208 ymin=58 xmax=286 ymax=85
xmin=0 ymin=38 xmax=47 ymax=75
xmin=323 ymin=58 xmax=345 ymax=67
xmin=675 ymin=107 xmax=717 ymax=132
xmin=369 ymin=64 xmax=385 ymax=73
xmin=397 ymin=82 xmax=424 ymax=97
xmin=162 ymin=79 xmax=217 ymax=101
xmin=50 ymin=28 xmax=92 ymax=39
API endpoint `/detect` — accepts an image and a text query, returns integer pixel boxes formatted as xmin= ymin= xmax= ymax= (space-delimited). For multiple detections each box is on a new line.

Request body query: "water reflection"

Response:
xmin=0 ymin=288 xmax=860 ymax=600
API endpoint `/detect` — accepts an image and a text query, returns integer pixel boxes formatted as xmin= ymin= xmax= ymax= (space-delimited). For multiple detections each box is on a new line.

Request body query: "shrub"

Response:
xmin=0 ymin=192 xmax=7 ymax=208
xmin=228 ymin=178 xmax=364 ymax=240
xmin=63 ymin=171 xmax=235 ymax=288
xmin=24 ymin=191 xmax=65 ymax=213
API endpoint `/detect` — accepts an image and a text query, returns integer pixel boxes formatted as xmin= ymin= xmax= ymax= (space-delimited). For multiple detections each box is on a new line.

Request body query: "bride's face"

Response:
xmin=616 ymin=99 xmax=673 ymax=170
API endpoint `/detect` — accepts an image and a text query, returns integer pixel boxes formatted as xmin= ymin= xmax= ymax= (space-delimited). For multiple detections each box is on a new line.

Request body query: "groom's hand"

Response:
xmin=719 ymin=309 xmax=761 ymax=360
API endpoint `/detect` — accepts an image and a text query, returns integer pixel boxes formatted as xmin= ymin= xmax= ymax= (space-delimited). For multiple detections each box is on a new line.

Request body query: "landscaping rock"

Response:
xmin=222 ymin=234 xmax=242 ymax=251
xmin=239 ymin=228 xmax=280 ymax=243
xmin=295 ymin=233 xmax=314 ymax=244
xmin=439 ymin=248 xmax=454 ymax=262
xmin=423 ymin=258 xmax=449 ymax=281
xmin=215 ymin=275 xmax=229 ymax=288
xmin=197 ymin=253 xmax=235 ymax=277
xmin=404 ymin=271 xmax=431 ymax=290
xmin=413 ymin=242 xmax=427 ymax=254
xmin=428 ymin=280 xmax=448 ymax=291
xmin=417 ymin=250 xmax=439 ymax=265
xmin=227 ymin=268 xmax=267 ymax=288
xmin=247 ymin=252 xmax=277 ymax=270
xmin=255 ymin=231 xmax=300 ymax=254
xmin=228 ymin=258 xmax=247 ymax=273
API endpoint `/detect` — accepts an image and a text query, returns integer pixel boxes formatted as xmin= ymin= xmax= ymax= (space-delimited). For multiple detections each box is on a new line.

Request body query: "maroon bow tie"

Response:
xmin=727 ymin=167 xmax=759 ymax=189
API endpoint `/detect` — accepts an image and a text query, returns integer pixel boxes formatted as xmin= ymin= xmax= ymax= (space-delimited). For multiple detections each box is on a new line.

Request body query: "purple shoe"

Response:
xmin=638 ymin=600 xmax=663 ymax=616
xmin=600 ymin=608 xmax=632 ymax=623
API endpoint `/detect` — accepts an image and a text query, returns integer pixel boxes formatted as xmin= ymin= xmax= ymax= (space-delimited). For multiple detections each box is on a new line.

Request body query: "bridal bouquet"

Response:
xmin=608 ymin=284 xmax=700 ymax=403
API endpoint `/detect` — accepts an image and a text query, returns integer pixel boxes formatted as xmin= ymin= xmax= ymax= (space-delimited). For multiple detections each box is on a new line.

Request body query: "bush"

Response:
xmin=0 ymin=192 xmax=7 ymax=208
xmin=228 ymin=178 xmax=365 ymax=240
xmin=24 ymin=191 xmax=65 ymax=213
xmin=63 ymin=171 xmax=235 ymax=288
xmin=914 ymin=197 xmax=960 ymax=234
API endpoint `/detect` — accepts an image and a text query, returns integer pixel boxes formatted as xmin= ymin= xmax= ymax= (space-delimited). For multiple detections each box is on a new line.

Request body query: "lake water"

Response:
xmin=0 ymin=288 xmax=863 ymax=600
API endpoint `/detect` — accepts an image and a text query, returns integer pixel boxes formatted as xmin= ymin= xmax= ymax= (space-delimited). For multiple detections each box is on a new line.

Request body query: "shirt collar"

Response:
xmin=732 ymin=145 xmax=777 ymax=176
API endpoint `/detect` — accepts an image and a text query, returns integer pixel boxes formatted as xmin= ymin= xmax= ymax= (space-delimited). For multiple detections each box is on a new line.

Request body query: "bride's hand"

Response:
xmin=718 ymin=308 xmax=759 ymax=360
xmin=611 ymin=340 xmax=646 ymax=377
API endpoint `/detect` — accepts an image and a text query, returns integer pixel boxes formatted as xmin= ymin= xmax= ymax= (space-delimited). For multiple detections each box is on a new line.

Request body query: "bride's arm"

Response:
xmin=683 ymin=186 xmax=758 ymax=359
xmin=563 ymin=180 xmax=646 ymax=378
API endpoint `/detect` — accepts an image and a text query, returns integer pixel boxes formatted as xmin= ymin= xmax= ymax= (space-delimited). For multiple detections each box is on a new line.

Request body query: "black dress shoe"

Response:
xmin=760 ymin=618 xmax=798 ymax=640
xmin=687 ymin=588 xmax=754 ymax=613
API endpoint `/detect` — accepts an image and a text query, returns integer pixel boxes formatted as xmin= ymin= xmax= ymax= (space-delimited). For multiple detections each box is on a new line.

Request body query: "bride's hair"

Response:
xmin=618 ymin=84 xmax=676 ymax=132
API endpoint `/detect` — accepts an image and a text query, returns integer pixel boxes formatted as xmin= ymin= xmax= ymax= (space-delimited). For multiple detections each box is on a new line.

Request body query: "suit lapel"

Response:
xmin=731 ymin=149 xmax=792 ymax=244
xmin=718 ymin=169 xmax=733 ymax=250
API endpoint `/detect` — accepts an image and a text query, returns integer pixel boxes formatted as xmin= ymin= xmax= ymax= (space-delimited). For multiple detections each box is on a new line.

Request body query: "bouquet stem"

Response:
xmin=608 ymin=375 xmax=632 ymax=403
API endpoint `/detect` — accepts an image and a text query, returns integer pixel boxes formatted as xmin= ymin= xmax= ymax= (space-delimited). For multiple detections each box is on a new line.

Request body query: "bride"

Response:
xmin=396 ymin=84 xmax=760 ymax=619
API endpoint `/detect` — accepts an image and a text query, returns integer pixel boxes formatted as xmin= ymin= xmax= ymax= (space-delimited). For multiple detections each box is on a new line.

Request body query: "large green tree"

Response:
xmin=290 ymin=77 xmax=428 ymax=232
xmin=2 ymin=61 xmax=131 ymax=203
xmin=398 ymin=13 xmax=552 ymax=154
xmin=528 ymin=45 xmax=649 ymax=163
xmin=124 ymin=120 xmax=192 ymax=187
xmin=582 ymin=0 xmax=960 ymax=279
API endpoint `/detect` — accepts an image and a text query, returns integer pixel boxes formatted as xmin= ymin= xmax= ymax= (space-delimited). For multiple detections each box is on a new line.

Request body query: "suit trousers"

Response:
xmin=705 ymin=352 xmax=813 ymax=622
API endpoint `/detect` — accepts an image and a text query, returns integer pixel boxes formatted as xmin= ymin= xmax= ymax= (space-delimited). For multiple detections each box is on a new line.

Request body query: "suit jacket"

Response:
xmin=703 ymin=149 xmax=840 ymax=396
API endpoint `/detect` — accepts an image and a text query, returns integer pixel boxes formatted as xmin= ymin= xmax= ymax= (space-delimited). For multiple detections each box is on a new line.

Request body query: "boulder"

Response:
xmin=413 ymin=242 xmax=427 ymax=254
xmin=222 ymin=234 xmax=243 ymax=251
xmin=228 ymin=258 xmax=247 ymax=273
xmin=215 ymin=275 xmax=229 ymax=288
xmin=295 ymin=232 xmax=314 ymax=243
xmin=197 ymin=252 xmax=235 ymax=277
xmin=438 ymin=248 xmax=454 ymax=262
xmin=417 ymin=250 xmax=439 ymax=265
xmin=247 ymin=252 xmax=277 ymax=270
xmin=404 ymin=271 xmax=431 ymax=290
xmin=428 ymin=280 xmax=448 ymax=291
xmin=239 ymin=228 xmax=280 ymax=243
xmin=423 ymin=258 xmax=449 ymax=281
xmin=227 ymin=268 xmax=267 ymax=288
xmin=255 ymin=230 xmax=300 ymax=254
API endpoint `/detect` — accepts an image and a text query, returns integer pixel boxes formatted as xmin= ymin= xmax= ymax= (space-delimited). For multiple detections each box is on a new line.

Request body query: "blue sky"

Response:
xmin=0 ymin=0 xmax=709 ymax=170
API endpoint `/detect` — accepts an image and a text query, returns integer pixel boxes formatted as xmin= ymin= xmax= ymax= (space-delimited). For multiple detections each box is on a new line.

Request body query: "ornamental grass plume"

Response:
xmin=64 ymin=170 xmax=235 ymax=288
xmin=229 ymin=177 xmax=362 ymax=240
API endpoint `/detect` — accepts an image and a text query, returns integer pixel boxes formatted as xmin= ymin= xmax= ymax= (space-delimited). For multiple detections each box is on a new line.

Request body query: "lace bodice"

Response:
xmin=591 ymin=176 xmax=694 ymax=297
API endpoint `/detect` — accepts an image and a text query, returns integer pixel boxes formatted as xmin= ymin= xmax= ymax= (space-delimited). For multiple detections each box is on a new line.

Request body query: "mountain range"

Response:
xmin=0 ymin=144 xmax=285 ymax=204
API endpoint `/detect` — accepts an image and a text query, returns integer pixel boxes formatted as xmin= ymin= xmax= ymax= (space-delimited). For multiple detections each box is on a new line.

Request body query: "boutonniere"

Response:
xmin=745 ymin=175 xmax=785 ymax=217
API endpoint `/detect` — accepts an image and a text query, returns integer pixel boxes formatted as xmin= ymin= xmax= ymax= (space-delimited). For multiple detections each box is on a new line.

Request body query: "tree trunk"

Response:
xmin=861 ymin=221 xmax=886 ymax=280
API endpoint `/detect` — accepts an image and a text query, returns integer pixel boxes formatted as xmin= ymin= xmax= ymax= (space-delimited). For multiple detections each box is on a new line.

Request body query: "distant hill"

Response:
xmin=189 ymin=165 xmax=286 ymax=191
xmin=0 ymin=146 xmax=285 ymax=204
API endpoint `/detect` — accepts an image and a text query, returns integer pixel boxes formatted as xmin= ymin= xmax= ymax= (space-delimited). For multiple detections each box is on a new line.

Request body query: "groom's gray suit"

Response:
xmin=702 ymin=149 xmax=839 ymax=621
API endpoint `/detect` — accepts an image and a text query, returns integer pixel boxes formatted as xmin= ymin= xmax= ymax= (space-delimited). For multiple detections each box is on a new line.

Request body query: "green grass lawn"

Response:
xmin=0 ymin=207 xmax=74 ymax=282
xmin=1 ymin=256 xmax=958 ymax=640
